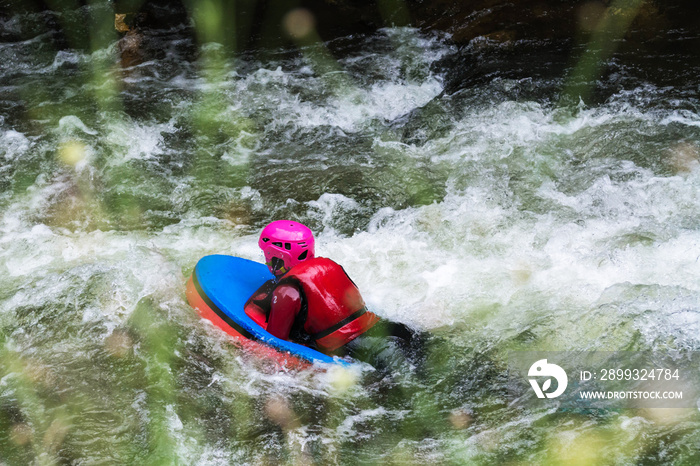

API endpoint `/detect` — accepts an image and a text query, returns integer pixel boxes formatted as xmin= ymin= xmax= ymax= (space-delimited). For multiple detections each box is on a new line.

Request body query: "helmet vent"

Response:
xmin=298 ymin=250 xmax=308 ymax=260
xmin=284 ymin=243 xmax=291 ymax=250
xmin=262 ymin=237 xmax=269 ymax=242
xmin=272 ymin=242 xmax=282 ymax=247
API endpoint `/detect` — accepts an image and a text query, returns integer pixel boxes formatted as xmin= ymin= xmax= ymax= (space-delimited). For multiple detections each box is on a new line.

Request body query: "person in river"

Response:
xmin=244 ymin=220 xmax=423 ymax=369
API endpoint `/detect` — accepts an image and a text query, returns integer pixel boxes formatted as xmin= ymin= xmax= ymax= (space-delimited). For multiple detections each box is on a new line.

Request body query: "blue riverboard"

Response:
xmin=192 ymin=255 xmax=344 ymax=365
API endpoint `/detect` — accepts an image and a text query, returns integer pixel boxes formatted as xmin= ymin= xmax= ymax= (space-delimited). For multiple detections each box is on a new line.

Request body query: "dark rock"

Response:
xmin=4 ymin=0 xmax=700 ymax=96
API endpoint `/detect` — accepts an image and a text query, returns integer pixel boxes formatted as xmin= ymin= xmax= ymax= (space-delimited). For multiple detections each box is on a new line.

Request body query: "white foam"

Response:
xmin=310 ymin=96 xmax=700 ymax=352
xmin=102 ymin=118 xmax=175 ymax=165
xmin=1 ymin=129 xmax=31 ymax=161
xmin=266 ymin=77 xmax=442 ymax=133
xmin=58 ymin=115 xmax=98 ymax=136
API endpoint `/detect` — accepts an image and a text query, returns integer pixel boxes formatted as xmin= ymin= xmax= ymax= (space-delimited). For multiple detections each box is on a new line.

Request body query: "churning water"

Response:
xmin=1 ymin=4 xmax=699 ymax=465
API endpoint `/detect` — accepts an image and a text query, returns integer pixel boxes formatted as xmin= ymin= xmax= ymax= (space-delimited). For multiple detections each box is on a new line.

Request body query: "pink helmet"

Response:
xmin=258 ymin=220 xmax=315 ymax=276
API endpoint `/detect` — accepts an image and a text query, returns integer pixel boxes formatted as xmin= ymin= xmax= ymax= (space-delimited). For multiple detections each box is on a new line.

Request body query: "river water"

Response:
xmin=1 ymin=4 xmax=699 ymax=465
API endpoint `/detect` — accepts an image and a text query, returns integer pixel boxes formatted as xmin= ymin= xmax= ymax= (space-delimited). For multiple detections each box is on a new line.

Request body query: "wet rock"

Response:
xmin=117 ymin=28 xmax=145 ymax=69
xmin=6 ymin=0 xmax=699 ymax=98
xmin=10 ymin=1 xmax=699 ymax=55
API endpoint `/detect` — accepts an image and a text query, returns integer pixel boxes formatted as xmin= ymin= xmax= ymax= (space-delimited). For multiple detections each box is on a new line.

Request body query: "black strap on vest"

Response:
xmin=309 ymin=307 xmax=368 ymax=341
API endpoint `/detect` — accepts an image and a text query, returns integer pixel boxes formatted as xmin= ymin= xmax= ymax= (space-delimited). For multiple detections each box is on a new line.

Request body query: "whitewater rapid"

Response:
xmin=1 ymin=10 xmax=699 ymax=463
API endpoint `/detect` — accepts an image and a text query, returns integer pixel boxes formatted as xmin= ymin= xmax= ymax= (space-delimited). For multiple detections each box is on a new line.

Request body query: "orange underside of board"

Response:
xmin=186 ymin=277 xmax=309 ymax=370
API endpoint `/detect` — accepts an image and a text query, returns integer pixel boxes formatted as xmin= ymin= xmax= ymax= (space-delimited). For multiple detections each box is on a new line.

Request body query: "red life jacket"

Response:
xmin=279 ymin=257 xmax=379 ymax=352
